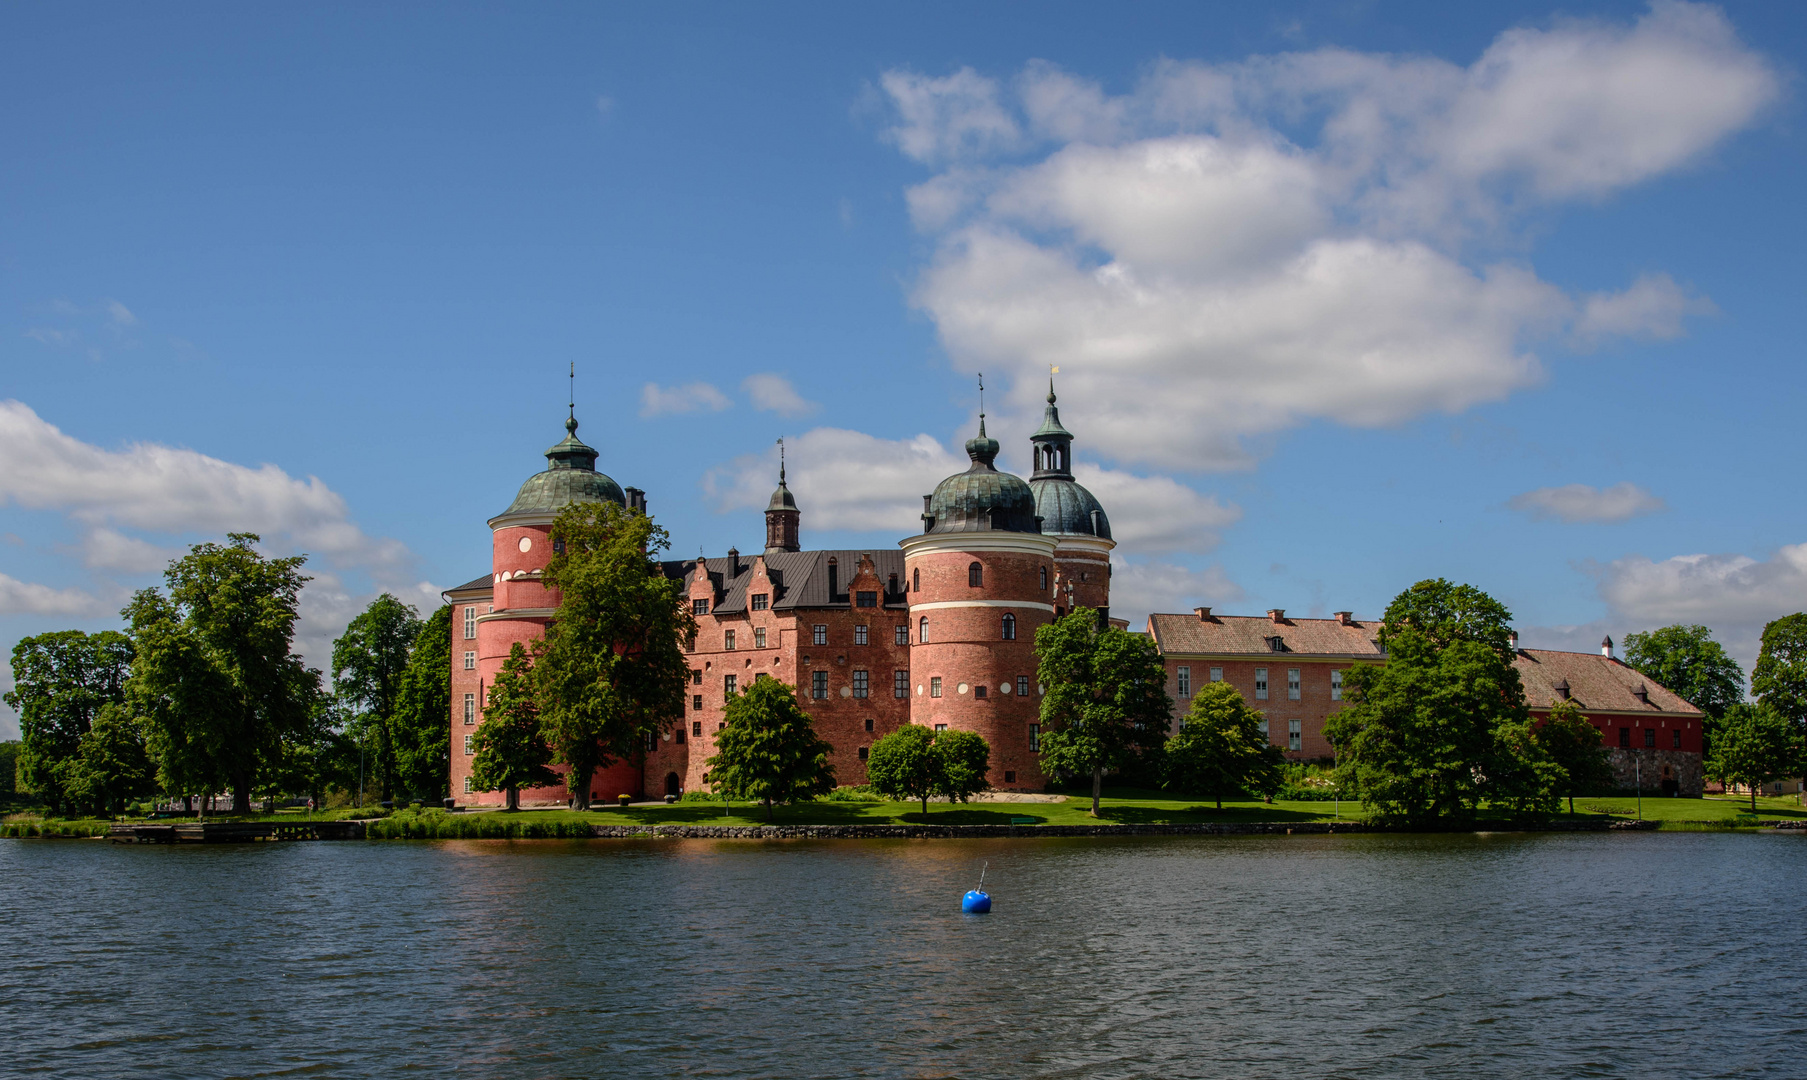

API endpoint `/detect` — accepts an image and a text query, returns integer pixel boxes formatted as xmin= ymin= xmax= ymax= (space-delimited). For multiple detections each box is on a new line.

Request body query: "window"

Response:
xmin=1017 ymin=676 xmax=1030 ymax=697
xmin=888 ymin=573 xmax=898 ymax=595
xmin=1288 ymin=669 xmax=1301 ymax=701
xmin=1673 ymin=729 xmax=1682 ymax=749
xmin=919 ymin=616 xmax=928 ymax=643
xmin=1288 ymin=719 xmax=1302 ymax=752
xmin=896 ymin=625 xmax=909 ymax=646
xmin=1002 ymin=613 xmax=1016 ymax=640
xmin=552 ymin=538 xmax=564 ymax=555
xmin=464 ymin=607 xmax=475 ymax=640
xmin=864 ymin=716 xmax=874 ymax=732
xmin=1644 ymin=728 xmax=1656 ymax=748
xmin=463 ymin=651 xmax=476 ymax=671
xmin=755 ymin=672 xmax=768 ymax=682
xmin=692 ymin=694 xmax=703 ymax=711
xmin=895 ymin=670 xmax=909 ymax=699
xmin=692 ymin=669 xmax=703 ymax=684
xmin=857 ymin=591 xmax=877 ymax=608
xmin=751 ymin=593 xmax=768 ymax=611
xmin=724 ymin=674 xmax=737 ymax=696
xmin=462 ymin=776 xmax=473 ymax=794
xmin=913 ymin=567 xmax=920 ymax=591
xmin=975 ymin=684 xmax=987 ymax=699
xmin=646 ymin=731 xmax=658 ymax=753
xmin=968 ymin=562 xmax=983 ymax=587
xmin=1258 ymin=719 xmax=1269 ymax=738
xmin=1004 ymin=771 xmax=1015 ymax=784
xmin=693 ymin=598 xmax=710 ymax=616
xmin=1210 ymin=667 xmax=1223 ymax=683
xmin=853 ymin=670 xmax=869 ymax=699
xmin=463 ymin=735 xmax=474 ymax=756
xmin=1177 ymin=666 xmax=1191 ymax=699
xmin=724 ymin=629 xmax=737 ymax=650
xmin=1029 ymin=724 xmax=1041 ymax=751
xmin=813 ymin=671 xmax=828 ymax=700
xmin=1619 ymin=727 xmax=1631 ymax=748
xmin=1255 ymin=668 xmax=1269 ymax=700
xmin=855 ymin=625 xmax=869 ymax=646
xmin=463 ymin=693 xmax=475 ymax=725
xmin=858 ymin=746 xmax=869 ymax=762
xmin=692 ymin=721 xmax=702 ymax=738
xmin=1331 ymin=670 xmax=1343 ymax=701
xmin=1040 ymin=566 xmax=1048 ymax=591
xmin=934 ymin=724 xmax=947 ymax=732
xmin=812 ymin=625 xmax=827 ymax=646
xmin=754 ymin=627 xmax=767 ymax=649
xmin=930 ymin=677 xmax=942 ymax=698
xmin=675 ymin=726 xmax=685 ymax=745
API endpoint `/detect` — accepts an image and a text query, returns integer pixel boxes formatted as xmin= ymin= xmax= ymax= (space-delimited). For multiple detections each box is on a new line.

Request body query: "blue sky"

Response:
xmin=3 ymin=1 xmax=1803 ymax=738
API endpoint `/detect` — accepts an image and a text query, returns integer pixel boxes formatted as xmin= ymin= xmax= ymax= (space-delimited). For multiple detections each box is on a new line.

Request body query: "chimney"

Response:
xmin=1601 ymin=635 xmax=1614 ymax=659
xmin=1334 ymin=611 xmax=1353 ymax=626
xmin=1268 ymin=609 xmax=1285 ymax=623
xmin=1508 ymin=630 xmax=1519 ymax=652
xmin=1194 ymin=606 xmax=1212 ymax=621
xmin=727 ymin=546 xmax=740 ymax=576
xmin=921 ymin=494 xmax=934 ymax=534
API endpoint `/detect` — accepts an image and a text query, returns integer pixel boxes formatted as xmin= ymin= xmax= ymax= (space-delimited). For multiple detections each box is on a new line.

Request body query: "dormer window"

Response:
xmin=693 ymin=598 xmax=709 ymax=616
xmin=1632 ymin=683 xmax=1649 ymax=705
xmin=751 ymin=593 xmax=768 ymax=611
xmin=1553 ymin=678 xmax=1570 ymax=700
xmin=1266 ymin=635 xmax=1284 ymax=652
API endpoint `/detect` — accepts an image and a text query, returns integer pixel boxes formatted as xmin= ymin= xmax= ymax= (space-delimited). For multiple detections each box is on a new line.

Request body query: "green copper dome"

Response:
xmin=921 ymin=419 xmax=1042 ymax=535
xmin=498 ymin=414 xmax=626 ymax=518
xmin=1027 ymin=383 xmax=1110 ymax=538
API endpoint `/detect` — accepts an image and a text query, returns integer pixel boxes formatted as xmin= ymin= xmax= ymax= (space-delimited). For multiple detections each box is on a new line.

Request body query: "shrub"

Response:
xmin=824 ymin=784 xmax=883 ymax=803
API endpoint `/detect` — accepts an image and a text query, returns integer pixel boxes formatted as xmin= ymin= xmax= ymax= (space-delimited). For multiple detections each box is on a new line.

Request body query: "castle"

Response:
xmin=446 ymin=388 xmax=1706 ymax=806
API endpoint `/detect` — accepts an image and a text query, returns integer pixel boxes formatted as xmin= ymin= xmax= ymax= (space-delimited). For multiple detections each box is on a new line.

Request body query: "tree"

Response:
xmin=66 ymin=702 xmax=155 ymax=816
xmin=0 ymin=740 xmax=20 ymax=803
xmin=934 ymin=729 xmax=991 ymax=806
xmin=1707 ymin=702 xmax=1807 ymax=811
xmin=1035 ymin=608 xmax=1173 ymax=816
xmin=865 ymin=724 xmax=940 ymax=815
xmin=391 ymin=604 xmax=452 ymax=801
xmin=536 ymin=501 xmax=696 ymax=810
xmin=331 ymin=593 xmax=422 ymax=804
xmin=1753 ymin=613 xmax=1807 ymax=731
xmin=1163 ymin=682 xmax=1283 ymax=809
xmin=705 ymin=678 xmax=836 ymax=821
xmin=1533 ymin=700 xmax=1614 ymax=815
xmin=469 ymin=643 xmax=557 ymax=810
xmin=1622 ymin=625 xmax=1745 ymax=722
xmin=5 ymin=630 xmax=134 ymax=814
xmin=1326 ymin=579 xmax=1547 ymax=827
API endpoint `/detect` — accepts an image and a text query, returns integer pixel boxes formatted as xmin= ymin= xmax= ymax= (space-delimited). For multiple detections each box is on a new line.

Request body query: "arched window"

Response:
xmin=912 ymin=567 xmax=920 ymax=592
xmin=919 ymin=616 xmax=928 ymax=643
xmin=1039 ymin=566 xmax=1048 ymax=591
xmin=1002 ymin=613 xmax=1016 ymax=640
xmin=968 ymin=561 xmax=983 ymax=588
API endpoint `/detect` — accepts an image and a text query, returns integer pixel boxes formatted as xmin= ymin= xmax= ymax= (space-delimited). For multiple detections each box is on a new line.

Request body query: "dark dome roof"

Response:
xmin=923 ymin=421 xmax=1041 ymax=535
xmin=1030 ymin=477 xmax=1111 ymax=539
xmin=767 ymin=476 xmax=797 ymax=511
xmin=499 ymin=415 xmax=626 ymax=518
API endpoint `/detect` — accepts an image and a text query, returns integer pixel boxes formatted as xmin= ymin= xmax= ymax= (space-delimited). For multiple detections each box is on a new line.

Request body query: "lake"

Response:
xmin=1 ymin=832 xmax=1802 ymax=1078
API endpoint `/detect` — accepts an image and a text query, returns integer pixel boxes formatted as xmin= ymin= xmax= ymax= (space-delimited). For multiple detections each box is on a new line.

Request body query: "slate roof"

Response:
xmin=444 ymin=574 xmax=495 ymax=598
xmin=659 ymin=549 xmax=909 ymax=613
xmin=1515 ymin=648 xmax=1701 ymax=716
xmin=1147 ymin=612 xmax=1385 ymax=657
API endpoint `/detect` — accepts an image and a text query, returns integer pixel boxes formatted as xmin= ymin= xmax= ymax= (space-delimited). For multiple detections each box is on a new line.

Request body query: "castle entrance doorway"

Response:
xmin=665 ymin=772 xmax=681 ymax=798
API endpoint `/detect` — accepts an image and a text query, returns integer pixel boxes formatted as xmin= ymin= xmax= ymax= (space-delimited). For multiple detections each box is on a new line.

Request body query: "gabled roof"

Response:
xmin=444 ymin=574 xmax=495 ymax=599
xmin=659 ymin=549 xmax=909 ymax=613
xmin=1516 ymin=649 xmax=1702 ymax=717
xmin=1148 ymin=612 xmax=1384 ymax=658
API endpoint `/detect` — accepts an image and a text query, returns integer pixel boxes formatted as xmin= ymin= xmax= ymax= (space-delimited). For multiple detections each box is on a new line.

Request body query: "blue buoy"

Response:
xmin=961 ymin=861 xmax=992 ymax=913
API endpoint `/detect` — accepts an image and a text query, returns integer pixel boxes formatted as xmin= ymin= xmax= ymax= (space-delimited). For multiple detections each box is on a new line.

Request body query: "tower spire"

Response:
xmin=978 ymin=372 xmax=986 ymax=436
xmin=778 ymin=436 xmax=786 ymax=483
xmin=568 ymin=362 xmax=575 ymax=421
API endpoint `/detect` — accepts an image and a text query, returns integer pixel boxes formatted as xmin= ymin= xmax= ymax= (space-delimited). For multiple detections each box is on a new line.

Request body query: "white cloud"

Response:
xmin=705 ymin=427 xmax=963 ymax=535
xmin=78 ymin=527 xmax=184 ymax=573
xmin=1073 ymin=464 xmax=1239 ymax=554
xmin=105 ymin=299 xmax=137 ymax=326
xmin=1582 ymin=542 xmax=1807 ymax=668
xmin=742 ymin=373 xmax=819 ymax=418
xmin=879 ymin=2 xmax=1775 ymax=471
xmin=0 ymin=572 xmax=109 ymax=617
xmin=1107 ymin=558 xmax=1246 ymax=632
xmin=639 ymin=381 xmax=731 ymax=418
xmin=1508 ymin=482 xmax=1666 ymax=523
xmin=24 ymin=328 xmax=78 ymax=348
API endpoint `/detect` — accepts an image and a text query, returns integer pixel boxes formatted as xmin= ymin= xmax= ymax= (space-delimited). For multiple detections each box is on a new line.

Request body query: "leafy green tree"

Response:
xmin=1163 ymin=682 xmax=1284 ymax=808
xmin=537 ymin=501 xmax=696 ymax=811
xmin=1326 ymin=579 xmax=1548 ymax=826
xmin=1753 ymin=613 xmax=1807 ymax=731
xmin=865 ymin=724 xmax=940 ymax=814
xmin=125 ymin=534 xmax=321 ymax=814
xmin=5 ymin=630 xmax=134 ymax=814
xmin=1532 ymin=700 xmax=1614 ymax=815
xmin=705 ymin=677 xmax=836 ymax=821
xmin=331 ymin=593 xmax=423 ymax=804
xmin=1622 ymin=624 xmax=1745 ymax=722
xmin=1707 ymin=702 xmax=1807 ymax=811
xmin=934 ymin=729 xmax=991 ymax=806
xmin=67 ymin=702 xmax=155 ymax=816
xmin=0 ymin=740 xmax=20 ymax=802
xmin=1035 ymin=608 xmax=1173 ymax=816
xmin=469 ymin=643 xmax=557 ymax=810
xmin=392 ymin=604 xmax=452 ymax=801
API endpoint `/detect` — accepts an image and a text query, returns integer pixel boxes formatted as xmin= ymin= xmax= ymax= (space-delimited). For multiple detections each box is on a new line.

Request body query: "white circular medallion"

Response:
xmin=518 ymin=537 xmax=533 ymax=553
xmin=957 ymin=682 xmax=970 ymax=695
xmin=916 ymin=685 xmax=924 ymax=695
xmin=840 ymin=686 xmax=852 ymax=698
xmin=999 ymin=682 xmax=1013 ymax=695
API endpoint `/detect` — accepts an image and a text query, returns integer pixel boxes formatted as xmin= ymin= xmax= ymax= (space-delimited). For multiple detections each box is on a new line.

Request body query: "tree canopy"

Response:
xmin=331 ymin=593 xmax=423 ymax=803
xmin=5 ymin=629 xmax=133 ymax=814
xmin=1163 ymin=682 xmax=1283 ymax=808
xmin=1707 ymin=702 xmax=1806 ymax=811
xmin=537 ymin=501 xmax=696 ymax=810
xmin=391 ymin=604 xmax=452 ymax=801
xmin=1622 ymin=624 xmax=1744 ymax=722
xmin=1533 ymin=700 xmax=1615 ymax=815
xmin=1753 ymin=613 xmax=1807 ymax=731
xmin=865 ymin=724 xmax=991 ymax=814
xmin=1035 ymin=608 xmax=1172 ymax=815
xmin=705 ymin=677 xmax=836 ymax=820
xmin=469 ymin=643 xmax=557 ymax=810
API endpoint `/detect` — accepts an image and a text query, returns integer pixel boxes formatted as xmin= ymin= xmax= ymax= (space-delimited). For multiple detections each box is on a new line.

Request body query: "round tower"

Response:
xmin=903 ymin=417 xmax=1057 ymax=791
xmin=1027 ymin=379 xmax=1114 ymax=619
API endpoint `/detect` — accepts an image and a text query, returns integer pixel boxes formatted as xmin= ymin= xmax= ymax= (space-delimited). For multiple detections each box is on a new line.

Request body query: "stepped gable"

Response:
xmin=1515 ymin=648 xmax=1701 ymax=715
xmin=659 ymin=549 xmax=908 ymax=613
xmin=1148 ymin=611 xmax=1384 ymax=657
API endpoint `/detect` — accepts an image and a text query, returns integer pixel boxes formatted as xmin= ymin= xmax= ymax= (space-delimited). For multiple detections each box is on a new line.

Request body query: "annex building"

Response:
xmin=445 ymin=390 xmax=1705 ymax=806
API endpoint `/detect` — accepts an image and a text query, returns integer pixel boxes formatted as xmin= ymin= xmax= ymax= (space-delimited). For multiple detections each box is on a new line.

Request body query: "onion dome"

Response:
xmin=921 ymin=419 xmax=1041 ymax=534
xmin=498 ymin=412 xmax=626 ymax=518
xmin=1028 ymin=382 xmax=1111 ymax=539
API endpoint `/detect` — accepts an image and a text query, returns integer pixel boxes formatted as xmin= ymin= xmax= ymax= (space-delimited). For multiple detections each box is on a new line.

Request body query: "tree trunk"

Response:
xmin=921 ymin=792 xmax=929 ymax=816
xmin=1568 ymin=794 xmax=1575 ymax=815
xmin=1751 ymin=786 xmax=1758 ymax=812
xmin=765 ymin=797 xmax=774 ymax=822
xmin=572 ymin=766 xmax=594 ymax=812
xmin=183 ymin=794 xmax=193 ymax=814
xmin=231 ymin=772 xmax=252 ymax=815
xmin=506 ymin=785 xmax=519 ymax=811
xmin=1091 ymin=767 xmax=1102 ymax=816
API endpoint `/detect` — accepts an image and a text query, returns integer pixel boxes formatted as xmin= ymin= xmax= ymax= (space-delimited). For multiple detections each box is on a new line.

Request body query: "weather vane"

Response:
xmin=777 ymin=436 xmax=786 ymax=482
xmin=568 ymin=362 xmax=576 ymax=419
xmin=978 ymin=372 xmax=985 ymax=420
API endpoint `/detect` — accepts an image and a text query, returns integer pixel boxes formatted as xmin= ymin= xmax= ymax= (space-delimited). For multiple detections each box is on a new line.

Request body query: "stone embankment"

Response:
xmin=587 ymin=819 xmax=1627 ymax=840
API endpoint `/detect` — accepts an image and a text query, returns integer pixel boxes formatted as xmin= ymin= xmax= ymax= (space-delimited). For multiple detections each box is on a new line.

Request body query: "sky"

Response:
xmin=3 ymin=1 xmax=1804 ymax=739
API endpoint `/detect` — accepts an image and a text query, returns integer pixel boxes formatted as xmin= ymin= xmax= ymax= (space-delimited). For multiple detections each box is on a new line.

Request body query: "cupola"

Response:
xmin=1027 ymin=377 xmax=1112 ymax=539
xmin=493 ymin=409 xmax=627 ymax=523
xmin=764 ymin=441 xmax=801 ymax=555
xmin=921 ymin=417 xmax=1041 ymax=535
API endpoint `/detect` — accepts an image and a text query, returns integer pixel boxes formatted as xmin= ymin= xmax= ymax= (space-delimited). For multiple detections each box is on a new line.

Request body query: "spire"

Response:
xmin=964 ymin=372 xmax=1000 ymax=468
xmin=765 ymin=436 xmax=800 ymax=553
xmin=1030 ymin=367 xmax=1074 ymax=479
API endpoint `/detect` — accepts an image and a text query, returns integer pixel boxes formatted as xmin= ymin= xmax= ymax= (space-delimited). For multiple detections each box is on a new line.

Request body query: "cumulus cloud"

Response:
xmin=879 ymin=2 xmax=1775 ymax=470
xmin=1073 ymin=464 xmax=1239 ymax=554
xmin=1582 ymin=542 xmax=1807 ymax=667
xmin=77 ymin=527 xmax=185 ymax=573
xmin=705 ymin=428 xmax=963 ymax=535
xmin=0 ymin=572 xmax=109 ymax=617
xmin=639 ymin=381 xmax=731 ymax=418
xmin=1508 ymin=482 xmax=1666 ymax=523
xmin=742 ymin=373 xmax=819 ymax=418
xmin=1106 ymin=559 xmax=1246 ymax=631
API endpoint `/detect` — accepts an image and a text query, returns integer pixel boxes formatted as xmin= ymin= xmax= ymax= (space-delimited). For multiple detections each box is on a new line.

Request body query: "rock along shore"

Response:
xmin=583 ymin=818 xmax=1636 ymax=840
